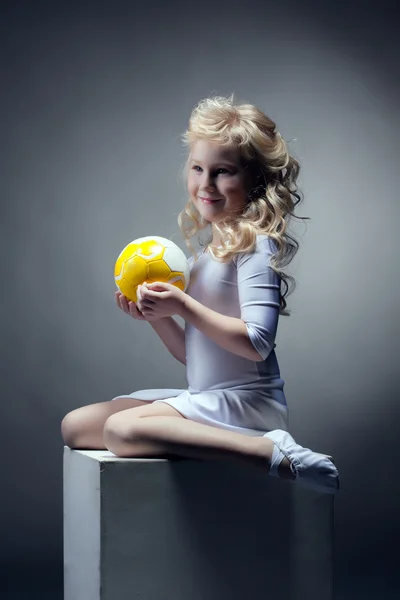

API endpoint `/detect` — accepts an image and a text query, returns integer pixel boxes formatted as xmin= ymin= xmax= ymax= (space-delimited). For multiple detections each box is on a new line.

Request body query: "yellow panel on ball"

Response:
xmin=114 ymin=243 xmax=137 ymax=279
xmin=166 ymin=272 xmax=186 ymax=291
xmin=147 ymin=259 xmax=173 ymax=282
xmin=136 ymin=240 xmax=165 ymax=260
xmin=116 ymin=254 xmax=147 ymax=302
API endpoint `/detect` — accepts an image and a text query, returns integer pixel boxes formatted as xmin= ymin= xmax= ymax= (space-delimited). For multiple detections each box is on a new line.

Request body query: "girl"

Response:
xmin=62 ymin=95 xmax=339 ymax=494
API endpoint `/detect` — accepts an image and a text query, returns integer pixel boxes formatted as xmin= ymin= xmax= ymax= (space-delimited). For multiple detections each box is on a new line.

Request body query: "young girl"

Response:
xmin=62 ymin=95 xmax=339 ymax=494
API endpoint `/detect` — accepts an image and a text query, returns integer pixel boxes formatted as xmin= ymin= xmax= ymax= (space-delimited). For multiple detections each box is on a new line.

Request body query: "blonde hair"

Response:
xmin=177 ymin=94 xmax=310 ymax=316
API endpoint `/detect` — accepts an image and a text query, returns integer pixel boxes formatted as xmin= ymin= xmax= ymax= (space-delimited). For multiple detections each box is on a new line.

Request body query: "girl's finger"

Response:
xmin=115 ymin=292 xmax=122 ymax=307
xmin=129 ymin=301 xmax=147 ymax=320
xmin=141 ymin=286 xmax=152 ymax=298
xmin=140 ymin=289 xmax=156 ymax=304
xmin=120 ymin=294 xmax=130 ymax=313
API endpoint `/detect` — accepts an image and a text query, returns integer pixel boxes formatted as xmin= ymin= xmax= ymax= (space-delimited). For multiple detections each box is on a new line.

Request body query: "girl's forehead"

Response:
xmin=190 ymin=139 xmax=240 ymax=163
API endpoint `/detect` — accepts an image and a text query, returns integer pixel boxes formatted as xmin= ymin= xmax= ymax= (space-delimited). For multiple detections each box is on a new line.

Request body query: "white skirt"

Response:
xmin=111 ymin=387 xmax=288 ymax=436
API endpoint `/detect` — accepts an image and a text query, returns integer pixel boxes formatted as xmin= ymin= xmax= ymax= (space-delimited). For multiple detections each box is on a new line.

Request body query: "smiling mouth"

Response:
xmin=200 ymin=197 xmax=223 ymax=203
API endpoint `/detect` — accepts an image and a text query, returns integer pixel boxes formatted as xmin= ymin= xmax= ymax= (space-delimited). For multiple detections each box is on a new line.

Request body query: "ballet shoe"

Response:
xmin=263 ymin=429 xmax=340 ymax=494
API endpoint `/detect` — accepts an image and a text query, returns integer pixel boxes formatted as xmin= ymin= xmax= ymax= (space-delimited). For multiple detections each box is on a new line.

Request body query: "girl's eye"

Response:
xmin=192 ymin=166 xmax=230 ymax=175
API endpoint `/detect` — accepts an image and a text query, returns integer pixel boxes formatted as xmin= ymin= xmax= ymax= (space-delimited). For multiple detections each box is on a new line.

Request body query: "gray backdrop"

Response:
xmin=1 ymin=0 xmax=399 ymax=598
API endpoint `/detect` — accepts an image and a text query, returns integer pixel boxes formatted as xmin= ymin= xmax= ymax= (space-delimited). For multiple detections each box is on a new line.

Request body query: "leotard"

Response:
xmin=112 ymin=234 xmax=288 ymax=435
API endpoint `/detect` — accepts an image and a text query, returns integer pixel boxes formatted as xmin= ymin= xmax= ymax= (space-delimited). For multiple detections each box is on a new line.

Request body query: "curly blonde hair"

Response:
xmin=177 ymin=94 xmax=309 ymax=316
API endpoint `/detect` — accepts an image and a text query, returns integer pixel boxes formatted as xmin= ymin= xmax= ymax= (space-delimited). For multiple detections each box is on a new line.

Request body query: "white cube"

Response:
xmin=64 ymin=447 xmax=334 ymax=600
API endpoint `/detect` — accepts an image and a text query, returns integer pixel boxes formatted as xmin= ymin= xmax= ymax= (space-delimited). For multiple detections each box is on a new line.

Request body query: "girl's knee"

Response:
xmin=61 ymin=408 xmax=82 ymax=447
xmin=103 ymin=411 xmax=141 ymax=443
xmin=61 ymin=405 xmax=100 ymax=447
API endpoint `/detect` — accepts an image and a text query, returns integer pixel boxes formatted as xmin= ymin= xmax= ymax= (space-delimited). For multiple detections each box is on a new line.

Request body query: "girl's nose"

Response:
xmin=200 ymin=174 xmax=217 ymax=191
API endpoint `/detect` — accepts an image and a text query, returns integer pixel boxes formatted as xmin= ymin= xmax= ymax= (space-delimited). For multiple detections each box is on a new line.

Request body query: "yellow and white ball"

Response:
xmin=114 ymin=236 xmax=190 ymax=303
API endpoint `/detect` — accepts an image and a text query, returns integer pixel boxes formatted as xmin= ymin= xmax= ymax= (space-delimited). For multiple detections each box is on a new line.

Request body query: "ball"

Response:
xmin=114 ymin=236 xmax=190 ymax=303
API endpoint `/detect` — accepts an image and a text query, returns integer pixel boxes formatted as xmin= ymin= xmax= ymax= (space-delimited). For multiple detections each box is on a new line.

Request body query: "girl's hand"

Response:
xmin=115 ymin=290 xmax=152 ymax=321
xmin=136 ymin=281 xmax=186 ymax=320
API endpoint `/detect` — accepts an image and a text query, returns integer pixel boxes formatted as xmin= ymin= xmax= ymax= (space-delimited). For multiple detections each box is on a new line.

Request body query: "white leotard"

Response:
xmin=112 ymin=234 xmax=288 ymax=435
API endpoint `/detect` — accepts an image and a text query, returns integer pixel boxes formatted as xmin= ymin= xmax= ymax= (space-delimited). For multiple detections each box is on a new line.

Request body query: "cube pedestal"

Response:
xmin=63 ymin=447 xmax=334 ymax=600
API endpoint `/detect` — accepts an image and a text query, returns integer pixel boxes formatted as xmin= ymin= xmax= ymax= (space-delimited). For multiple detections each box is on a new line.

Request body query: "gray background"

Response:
xmin=1 ymin=0 xmax=399 ymax=598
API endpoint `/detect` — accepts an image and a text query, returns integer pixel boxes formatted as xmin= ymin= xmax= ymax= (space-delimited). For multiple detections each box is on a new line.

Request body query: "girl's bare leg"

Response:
xmin=61 ymin=398 xmax=156 ymax=449
xmin=103 ymin=402 xmax=294 ymax=479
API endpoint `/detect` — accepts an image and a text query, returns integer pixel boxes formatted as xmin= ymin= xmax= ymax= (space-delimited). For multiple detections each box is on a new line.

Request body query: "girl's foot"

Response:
xmin=263 ymin=430 xmax=340 ymax=494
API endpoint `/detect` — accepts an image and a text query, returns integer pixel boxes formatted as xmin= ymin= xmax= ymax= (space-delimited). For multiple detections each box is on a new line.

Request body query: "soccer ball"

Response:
xmin=114 ymin=236 xmax=190 ymax=303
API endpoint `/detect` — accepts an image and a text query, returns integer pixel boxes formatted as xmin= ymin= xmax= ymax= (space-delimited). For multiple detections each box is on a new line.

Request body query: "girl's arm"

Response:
xmin=149 ymin=317 xmax=186 ymax=365
xmin=180 ymin=236 xmax=280 ymax=362
xmin=181 ymin=297 xmax=262 ymax=362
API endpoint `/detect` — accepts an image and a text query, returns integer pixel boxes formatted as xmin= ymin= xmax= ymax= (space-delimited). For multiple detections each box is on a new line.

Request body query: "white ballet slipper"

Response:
xmin=263 ymin=429 xmax=340 ymax=494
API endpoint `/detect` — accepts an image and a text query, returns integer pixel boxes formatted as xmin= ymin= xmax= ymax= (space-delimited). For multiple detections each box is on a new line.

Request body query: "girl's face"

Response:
xmin=187 ymin=140 xmax=251 ymax=225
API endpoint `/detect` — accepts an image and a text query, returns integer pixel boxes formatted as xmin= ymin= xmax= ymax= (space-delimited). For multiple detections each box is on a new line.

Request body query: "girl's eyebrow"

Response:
xmin=190 ymin=158 xmax=237 ymax=167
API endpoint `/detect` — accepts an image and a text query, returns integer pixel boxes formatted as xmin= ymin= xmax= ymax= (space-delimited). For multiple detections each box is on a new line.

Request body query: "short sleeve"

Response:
xmin=233 ymin=236 xmax=280 ymax=360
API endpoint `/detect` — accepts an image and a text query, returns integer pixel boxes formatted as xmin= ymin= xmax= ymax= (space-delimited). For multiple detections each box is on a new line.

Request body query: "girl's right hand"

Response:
xmin=115 ymin=290 xmax=149 ymax=321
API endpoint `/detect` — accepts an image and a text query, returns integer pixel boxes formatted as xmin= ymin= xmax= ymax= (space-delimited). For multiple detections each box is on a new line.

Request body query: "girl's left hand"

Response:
xmin=136 ymin=281 xmax=187 ymax=320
